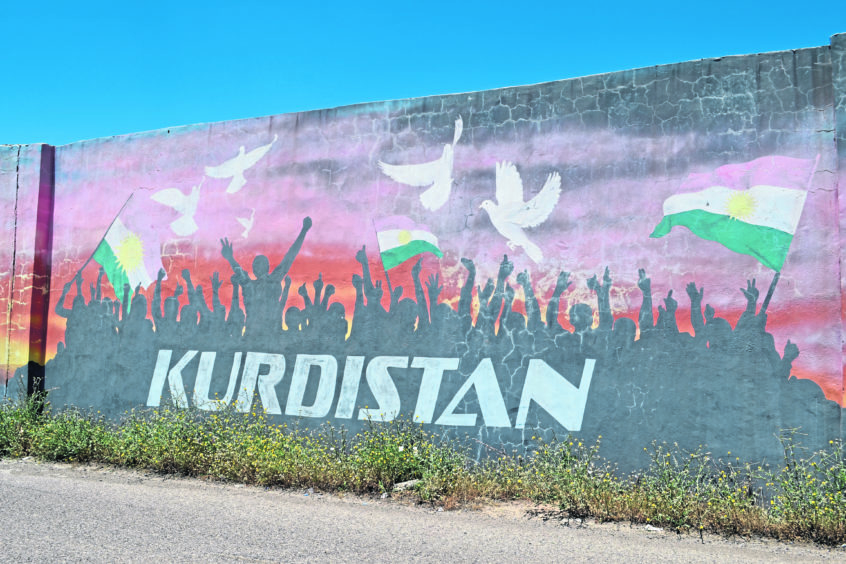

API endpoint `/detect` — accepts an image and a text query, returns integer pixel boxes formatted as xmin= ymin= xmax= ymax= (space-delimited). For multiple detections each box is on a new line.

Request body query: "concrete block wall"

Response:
xmin=2 ymin=34 xmax=845 ymax=470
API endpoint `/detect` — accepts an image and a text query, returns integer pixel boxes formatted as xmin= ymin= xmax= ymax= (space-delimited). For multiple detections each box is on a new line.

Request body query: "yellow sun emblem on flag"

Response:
xmin=115 ymin=233 xmax=144 ymax=272
xmin=725 ymin=192 xmax=756 ymax=221
xmin=397 ymin=229 xmax=412 ymax=245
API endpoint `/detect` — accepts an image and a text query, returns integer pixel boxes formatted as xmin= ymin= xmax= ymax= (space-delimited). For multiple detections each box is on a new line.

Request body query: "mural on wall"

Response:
xmin=4 ymin=39 xmax=845 ymax=468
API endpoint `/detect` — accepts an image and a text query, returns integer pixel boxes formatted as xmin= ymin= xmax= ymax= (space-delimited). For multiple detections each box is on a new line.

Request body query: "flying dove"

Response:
xmin=377 ymin=116 xmax=463 ymax=211
xmin=479 ymin=162 xmax=562 ymax=264
xmin=205 ymin=134 xmax=278 ymax=194
xmin=151 ymin=179 xmax=203 ymax=236
xmin=236 ymin=208 xmax=255 ymax=239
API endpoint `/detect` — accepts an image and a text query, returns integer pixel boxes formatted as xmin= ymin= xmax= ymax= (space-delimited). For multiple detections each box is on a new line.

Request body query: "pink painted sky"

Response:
xmin=46 ymin=106 xmax=844 ymax=404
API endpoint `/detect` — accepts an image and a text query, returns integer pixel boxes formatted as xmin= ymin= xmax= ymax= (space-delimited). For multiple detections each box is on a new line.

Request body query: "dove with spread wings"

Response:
xmin=479 ymin=161 xmax=562 ymax=264
xmin=205 ymin=134 xmax=278 ymax=194
xmin=377 ymin=116 xmax=463 ymax=211
xmin=151 ymin=179 xmax=203 ymax=236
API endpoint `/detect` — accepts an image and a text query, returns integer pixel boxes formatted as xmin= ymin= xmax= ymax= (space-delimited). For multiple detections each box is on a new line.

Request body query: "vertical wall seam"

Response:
xmin=26 ymin=144 xmax=55 ymax=396
xmin=829 ymin=33 xmax=846 ymax=438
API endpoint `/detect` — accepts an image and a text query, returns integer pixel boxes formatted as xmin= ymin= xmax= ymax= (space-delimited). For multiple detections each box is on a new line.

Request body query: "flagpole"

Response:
xmin=76 ymin=192 xmax=136 ymax=275
xmin=370 ymin=217 xmax=395 ymax=308
xmin=383 ymin=266 xmax=394 ymax=306
xmin=758 ymin=271 xmax=780 ymax=316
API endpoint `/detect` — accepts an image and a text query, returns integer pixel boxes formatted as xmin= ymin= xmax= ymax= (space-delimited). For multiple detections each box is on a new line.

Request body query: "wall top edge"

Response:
xmin=54 ymin=37 xmax=842 ymax=151
xmin=1 ymin=143 xmax=52 ymax=149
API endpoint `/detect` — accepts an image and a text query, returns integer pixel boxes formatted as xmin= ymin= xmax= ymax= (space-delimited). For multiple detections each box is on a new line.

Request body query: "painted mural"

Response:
xmin=3 ymin=37 xmax=845 ymax=469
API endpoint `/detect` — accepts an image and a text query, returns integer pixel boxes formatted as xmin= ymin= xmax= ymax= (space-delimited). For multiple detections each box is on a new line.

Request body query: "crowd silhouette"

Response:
xmin=49 ymin=215 xmax=800 ymax=387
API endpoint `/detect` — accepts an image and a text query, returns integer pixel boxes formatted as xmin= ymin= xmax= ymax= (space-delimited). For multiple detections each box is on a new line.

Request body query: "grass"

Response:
xmin=1 ymin=394 xmax=844 ymax=546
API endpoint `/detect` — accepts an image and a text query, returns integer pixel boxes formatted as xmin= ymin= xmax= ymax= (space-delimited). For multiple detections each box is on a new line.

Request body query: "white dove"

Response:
xmin=204 ymin=134 xmax=278 ymax=194
xmin=236 ymin=208 xmax=255 ymax=239
xmin=151 ymin=179 xmax=203 ymax=236
xmin=377 ymin=116 xmax=463 ymax=211
xmin=479 ymin=162 xmax=562 ymax=264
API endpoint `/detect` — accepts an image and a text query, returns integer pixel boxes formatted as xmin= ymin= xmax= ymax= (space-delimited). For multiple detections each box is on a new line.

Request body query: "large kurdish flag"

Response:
xmin=650 ymin=155 xmax=817 ymax=271
xmin=373 ymin=216 xmax=443 ymax=270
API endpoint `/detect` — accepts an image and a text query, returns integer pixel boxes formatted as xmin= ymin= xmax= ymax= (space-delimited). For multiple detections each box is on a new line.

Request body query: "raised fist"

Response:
xmin=783 ymin=339 xmax=800 ymax=363
xmin=663 ymin=290 xmax=677 ymax=313
xmin=355 ymin=246 xmax=368 ymax=265
xmin=498 ymin=255 xmax=514 ymax=279
xmin=637 ymin=268 xmax=651 ymax=293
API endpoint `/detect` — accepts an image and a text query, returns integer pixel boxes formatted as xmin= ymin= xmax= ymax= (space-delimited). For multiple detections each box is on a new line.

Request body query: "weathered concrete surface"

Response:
xmin=3 ymin=36 xmax=846 ymax=472
xmin=0 ymin=459 xmax=842 ymax=563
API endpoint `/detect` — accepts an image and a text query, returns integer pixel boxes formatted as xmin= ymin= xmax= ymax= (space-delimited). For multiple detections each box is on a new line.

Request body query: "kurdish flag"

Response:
xmin=650 ymin=155 xmax=818 ymax=271
xmin=373 ymin=215 xmax=444 ymax=270
xmin=92 ymin=212 xmax=163 ymax=295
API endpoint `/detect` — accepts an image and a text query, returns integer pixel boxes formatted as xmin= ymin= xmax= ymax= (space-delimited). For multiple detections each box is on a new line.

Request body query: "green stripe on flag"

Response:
xmin=650 ymin=209 xmax=794 ymax=271
xmin=380 ymin=240 xmax=443 ymax=270
xmin=93 ymin=240 xmax=131 ymax=298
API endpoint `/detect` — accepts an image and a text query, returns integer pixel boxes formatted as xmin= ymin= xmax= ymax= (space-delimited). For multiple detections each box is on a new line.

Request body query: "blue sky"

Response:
xmin=2 ymin=1 xmax=842 ymax=146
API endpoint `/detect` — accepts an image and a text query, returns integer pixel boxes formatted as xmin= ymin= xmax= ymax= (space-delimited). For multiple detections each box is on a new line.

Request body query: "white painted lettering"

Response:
xmin=435 ymin=358 xmax=510 ymax=427
xmin=147 ymin=350 xmax=197 ymax=408
xmin=515 ymin=358 xmax=596 ymax=430
xmin=358 ymin=356 xmax=405 ymax=422
xmin=193 ymin=352 xmax=241 ymax=410
xmin=286 ymin=354 xmax=337 ymax=418
xmin=237 ymin=352 xmax=286 ymax=414
xmin=410 ymin=357 xmax=458 ymax=423
xmin=334 ymin=356 xmax=365 ymax=419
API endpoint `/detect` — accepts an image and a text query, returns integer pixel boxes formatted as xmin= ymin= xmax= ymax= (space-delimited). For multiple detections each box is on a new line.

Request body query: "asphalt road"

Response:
xmin=0 ymin=459 xmax=841 ymax=563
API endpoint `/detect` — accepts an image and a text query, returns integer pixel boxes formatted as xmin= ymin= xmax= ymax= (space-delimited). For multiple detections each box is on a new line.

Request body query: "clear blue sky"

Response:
xmin=2 ymin=1 xmax=842 ymax=146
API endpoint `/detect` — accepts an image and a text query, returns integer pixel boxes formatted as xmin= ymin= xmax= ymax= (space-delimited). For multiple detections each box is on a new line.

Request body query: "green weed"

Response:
xmin=1 ymin=395 xmax=843 ymax=545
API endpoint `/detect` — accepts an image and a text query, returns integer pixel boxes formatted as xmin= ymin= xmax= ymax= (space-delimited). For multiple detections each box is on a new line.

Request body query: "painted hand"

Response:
xmin=637 ymin=268 xmax=651 ymax=293
xmin=741 ymin=278 xmax=759 ymax=304
xmin=663 ymin=290 xmax=677 ymax=313
xmin=355 ymin=246 xmax=368 ymax=266
xmin=498 ymin=255 xmax=514 ymax=280
xmin=220 ymin=238 xmax=235 ymax=261
xmin=783 ymin=339 xmax=800 ymax=363
xmin=554 ymin=271 xmax=572 ymax=296
xmin=686 ymin=281 xmax=703 ymax=303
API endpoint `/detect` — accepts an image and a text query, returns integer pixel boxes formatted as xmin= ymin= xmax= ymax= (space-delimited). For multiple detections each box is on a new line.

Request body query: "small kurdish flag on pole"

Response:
xmin=89 ymin=192 xmax=165 ymax=296
xmin=373 ymin=215 xmax=444 ymax=270
xmin=650 ymin=155 xmax=819 ymax=271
